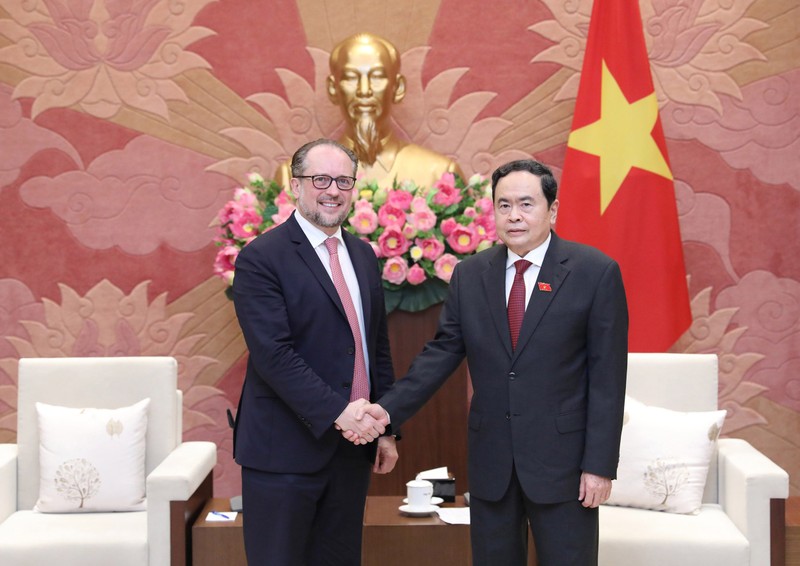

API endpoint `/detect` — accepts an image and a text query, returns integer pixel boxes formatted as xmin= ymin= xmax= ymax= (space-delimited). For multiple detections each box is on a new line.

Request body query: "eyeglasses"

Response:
xmin=295 ymin=175 xmax=356 ymax=191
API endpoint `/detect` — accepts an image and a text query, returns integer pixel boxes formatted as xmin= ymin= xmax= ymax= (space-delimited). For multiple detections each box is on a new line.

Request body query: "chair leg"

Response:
xmin=771 ymin=498 xmax=786 ymax=566
xmin=170 ymin=472 xmax=214 ymax=566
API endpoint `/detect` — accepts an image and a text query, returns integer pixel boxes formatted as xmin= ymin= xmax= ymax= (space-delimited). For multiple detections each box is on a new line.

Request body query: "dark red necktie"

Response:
xmin=507 ymin=260 xmax=532 ymax=350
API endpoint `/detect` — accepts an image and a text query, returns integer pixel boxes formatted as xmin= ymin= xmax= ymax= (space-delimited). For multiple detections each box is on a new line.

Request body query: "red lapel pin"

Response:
xmin=538 ymin=282 xmax=552 ymax=292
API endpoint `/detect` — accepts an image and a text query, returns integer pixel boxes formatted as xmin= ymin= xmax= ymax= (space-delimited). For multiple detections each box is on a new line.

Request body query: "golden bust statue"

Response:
xmin=276 ymin=33 xmax=462 ymax=189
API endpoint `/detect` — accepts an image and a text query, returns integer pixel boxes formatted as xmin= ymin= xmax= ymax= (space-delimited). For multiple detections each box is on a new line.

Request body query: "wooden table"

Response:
xmin=192 ymin=495 xmax=536 ymax=566
xmin=362 ymin=495 xmax=473 ymax=566
xmin=362 ymin=496 xmax=536 ymax=566
xmin=192 ymin=498 xmax=246 ymax=566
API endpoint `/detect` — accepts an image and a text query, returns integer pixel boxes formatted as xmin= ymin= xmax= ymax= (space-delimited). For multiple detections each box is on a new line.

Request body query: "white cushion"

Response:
xmin=0 ymin=509 xmax=147 ymax=566
xmin=600 ymin=504 xmax=749 ymax=566
xmin=605 ymin=395 xmax=726 ymax=514
xmin=35 ymin=399 xmax=149 ymax=512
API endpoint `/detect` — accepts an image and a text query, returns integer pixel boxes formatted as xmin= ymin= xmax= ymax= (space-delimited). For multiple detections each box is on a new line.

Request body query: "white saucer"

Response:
xmin=403 ymin=497 xmax=444 ymax=505
xmin=398 ymin=504 xmax=439 ymax=516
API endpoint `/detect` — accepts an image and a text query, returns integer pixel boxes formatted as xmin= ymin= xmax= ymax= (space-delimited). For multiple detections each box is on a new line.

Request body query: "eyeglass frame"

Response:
xmin=294 ymin=174 xmax=357 ymax=191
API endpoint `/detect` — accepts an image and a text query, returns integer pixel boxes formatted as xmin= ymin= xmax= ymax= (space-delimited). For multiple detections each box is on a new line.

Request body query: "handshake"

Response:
xmin=334 ymin=399 xmax=390 ymax=445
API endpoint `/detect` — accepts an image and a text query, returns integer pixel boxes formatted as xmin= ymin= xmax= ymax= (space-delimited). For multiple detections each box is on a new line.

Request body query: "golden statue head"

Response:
xmin=327 ymin=33 xmax=406 ymax=165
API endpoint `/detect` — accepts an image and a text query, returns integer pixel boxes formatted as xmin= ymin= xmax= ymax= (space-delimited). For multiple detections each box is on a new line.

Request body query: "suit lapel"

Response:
xmin=513 ymin=232 xmax=570 ymax=359
xmin=287 ymin=215 xmax=345 ymax=318
xmin=482 ymin=245 xmax=514 ymax=356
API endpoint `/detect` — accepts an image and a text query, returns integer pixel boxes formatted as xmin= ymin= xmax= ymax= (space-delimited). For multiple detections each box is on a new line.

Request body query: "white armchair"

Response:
xmin=599 ymin=353 xmax=789 ymax=566
xmin=0 ymin=357 xmax=217 ymax=566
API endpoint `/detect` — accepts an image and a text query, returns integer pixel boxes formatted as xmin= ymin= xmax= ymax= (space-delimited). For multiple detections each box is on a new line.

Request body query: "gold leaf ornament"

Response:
xmin=106 ymin=418 xmax=124 ymax=437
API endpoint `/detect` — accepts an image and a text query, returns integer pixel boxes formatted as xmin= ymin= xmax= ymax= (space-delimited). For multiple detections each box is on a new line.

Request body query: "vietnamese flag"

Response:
xmin=556 ymin=0 xmax=691 ymax=352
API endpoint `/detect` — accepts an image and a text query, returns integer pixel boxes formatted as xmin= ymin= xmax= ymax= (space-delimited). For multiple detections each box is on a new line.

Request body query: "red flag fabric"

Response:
xmin=556 ymin=0 xmax=691 ymax=352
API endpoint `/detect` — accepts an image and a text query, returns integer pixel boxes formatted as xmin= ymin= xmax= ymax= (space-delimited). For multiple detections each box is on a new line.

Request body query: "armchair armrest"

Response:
xmin=147 ymin=441 xmax=216 ymax=501
xmin=0 ymin=445 xmax=17 ymax=523
xmin=146 ymin=441 xmax=217 ymax=566
xmin=717 ymin=438 xmax=789 ymax=566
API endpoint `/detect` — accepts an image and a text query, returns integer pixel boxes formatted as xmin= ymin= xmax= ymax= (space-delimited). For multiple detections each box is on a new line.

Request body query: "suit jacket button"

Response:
xmin=347 ymin=347 xmax=355 ymax=355
xmin=509 ymin=371 xmax=516 ymax=380
xmin=505 ymin=412 xmax=511 ymax=420
xmin=342 ymin=382 xmax=351 ymax=389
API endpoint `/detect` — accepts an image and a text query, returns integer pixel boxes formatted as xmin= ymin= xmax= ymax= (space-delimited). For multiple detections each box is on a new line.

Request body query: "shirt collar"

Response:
xmin=294 ymin=211 xmax=344 ymax=250
xmin=506 ymin=232 xmax=551 ymax=269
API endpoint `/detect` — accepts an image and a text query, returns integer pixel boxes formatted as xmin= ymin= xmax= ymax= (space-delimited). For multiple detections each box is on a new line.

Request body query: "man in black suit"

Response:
xmin=354 ymin=159 xmax=628 ymax=565
xmin=232 ymin=138 xmax=398 ymax=565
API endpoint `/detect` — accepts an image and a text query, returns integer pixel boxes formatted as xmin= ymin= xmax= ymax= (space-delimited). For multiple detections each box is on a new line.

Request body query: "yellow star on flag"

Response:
xmin=567 ymin=60 xmax=673 ymax=214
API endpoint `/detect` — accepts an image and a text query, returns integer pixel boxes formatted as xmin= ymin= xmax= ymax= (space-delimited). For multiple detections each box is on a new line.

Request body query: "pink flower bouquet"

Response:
xmin=213 ymin=171 xmax=497 ymax=312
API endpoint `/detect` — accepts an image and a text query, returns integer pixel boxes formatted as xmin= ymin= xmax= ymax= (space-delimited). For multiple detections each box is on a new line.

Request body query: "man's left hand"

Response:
xmin=373 ymin=436 xmax=398 ymax=474
xmin=578 ymin=472 xmax=612 ymax=508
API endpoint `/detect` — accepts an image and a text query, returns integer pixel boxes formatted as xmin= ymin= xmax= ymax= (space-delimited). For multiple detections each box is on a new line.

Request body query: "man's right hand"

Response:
xmin=339 ymin=403 xmax=390 ymax=444
xmin=335 ymin=399 xmax=387 ymax=445
xmin=356 ymin=403 xmax=389 ymax=424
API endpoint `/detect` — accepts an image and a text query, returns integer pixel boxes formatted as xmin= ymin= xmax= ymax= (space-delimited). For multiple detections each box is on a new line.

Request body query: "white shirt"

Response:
xmin=505 ymin=233 xmax=551 ymax=308
xmin=294 ymin=213 xmax=371 ymax=382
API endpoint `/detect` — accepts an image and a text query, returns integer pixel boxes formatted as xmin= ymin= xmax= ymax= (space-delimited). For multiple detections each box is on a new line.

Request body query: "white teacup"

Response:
xmin=406 ymin=479 xmax=434 ymax=508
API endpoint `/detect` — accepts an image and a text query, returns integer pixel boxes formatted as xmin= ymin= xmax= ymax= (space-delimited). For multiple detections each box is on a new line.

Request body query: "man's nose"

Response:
xmin=323 ymin=183 xmax=343 ymax=196
xmin=357 ymin=74 xmax=372 ymax=96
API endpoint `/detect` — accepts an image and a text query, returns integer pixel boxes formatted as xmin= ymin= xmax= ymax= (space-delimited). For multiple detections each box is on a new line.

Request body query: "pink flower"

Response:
xmin=410 ymin=196 xmax=429 ymax=212
xmin=409 ymin=207 xmax=437 ymax=232
xmin=213 ymin=245 xmax=240 ymax=279
xmin=349 ymin=206 xmax=379 ymax=235
xmin=435 ymin=172 xmax=456 ymax=191
xmin=214 ymin=236 xmax=236 ymax=247
xmin=217 ymin=201 xmax=237 ymax=225
xmin=383 ymin=257 xmax=408 ymax=285
xmin=432 ymin=173 xmax=462 ymax=207
xmin=472 ymin=215 xmax=497 ymax=241
xmin=229 ymin=208 xmax=263 ymax=239
xmin=402 ymin=223 xmax=418 ymax=239
xmin=378 ymin=226 xmax=411 ymax=257
xmin=440 ymin=217 xmax=458 ymax=237
xmin=406 ymin=264 xmax=427 ymax=285
xmin=233 ymin=187 xmax=258 ymax=208
xmin=386 ymin=189 xmax=414 ymax=210
xmin=354 ymin=198 xmax=374 ymax=211
xmin=369 ymin=241 xmax=382 ymax=257
xmin=447 ymin=224 xmax=480 ymax=254
xmin=377 ymin=203 xmax=406 ymax=227
xmin=416 ymin=237 xmax=445 ymax=261
xmin=475 ymin=196 xmax=493 ymax=215
xmin=271 ymin=202 xmax=295 ymax=226
xmin=464 ymin=207 xmax=477 ymax=218
xmin=275 ymin=190 xmax=293 ymax=206
xmin=434 ymin=254 xmax=459 ymax=283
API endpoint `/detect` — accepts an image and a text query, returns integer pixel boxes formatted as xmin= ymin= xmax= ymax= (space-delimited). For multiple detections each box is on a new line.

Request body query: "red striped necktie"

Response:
xmin=508 ymin=259 xmax=532 ymax=351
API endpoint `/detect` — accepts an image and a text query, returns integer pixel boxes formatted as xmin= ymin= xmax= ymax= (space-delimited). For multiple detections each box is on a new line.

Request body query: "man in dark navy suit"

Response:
xmin=232 ymin=138 xmax=397 ymax=565
xmin=355 ymin=159 xmax=629 ymax=566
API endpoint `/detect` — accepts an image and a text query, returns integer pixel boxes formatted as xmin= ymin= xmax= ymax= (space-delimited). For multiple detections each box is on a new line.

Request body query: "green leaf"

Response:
xmin=384 ymin=289 xmax=403 ymax=313
xmin=384 ymin=279 xmax=449 ymax=313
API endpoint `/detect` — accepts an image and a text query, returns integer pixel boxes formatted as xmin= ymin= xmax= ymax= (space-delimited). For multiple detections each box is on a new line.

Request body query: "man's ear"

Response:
xmin=327 ymin=75 xmax=339 ymax=103
xmin=393 ymin=74 xmax=406 ymax=104
xmin=290 ymin=177 xmax=301 ymax=199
